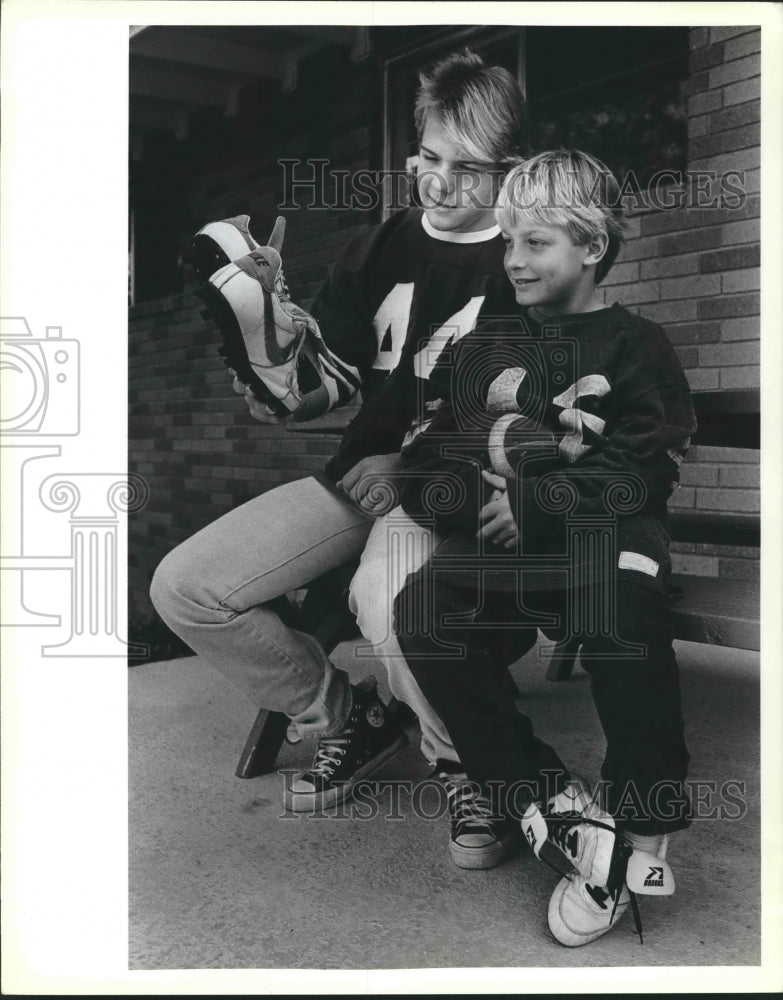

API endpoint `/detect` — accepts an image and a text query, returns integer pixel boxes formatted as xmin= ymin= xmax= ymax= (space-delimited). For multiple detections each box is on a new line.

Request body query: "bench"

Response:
xmin=547 ymin=388 xmax=760 ymax=679
xmin=236 ymin=388 xmax=760 ymax=776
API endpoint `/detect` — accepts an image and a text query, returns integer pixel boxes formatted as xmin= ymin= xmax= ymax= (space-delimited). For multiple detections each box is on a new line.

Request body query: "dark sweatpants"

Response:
xmin=394 ymin=554 xmax=691 ymax=835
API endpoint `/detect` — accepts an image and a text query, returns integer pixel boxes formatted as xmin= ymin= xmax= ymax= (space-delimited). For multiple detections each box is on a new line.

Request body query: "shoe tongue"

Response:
xmin=234 ymin=248 xmax=281 ymax=291
xmin=626 ymin=850 xmax=675 ymax=895
xmin=520 ymin=803 xmax=548 ymax=858
xmin=267 ymin=215 xmax=286 ymax=253
xmin=259 ymin=246 xmax=282 ymax=277
xmin=584 ymin=800 xmax=614 ymax=828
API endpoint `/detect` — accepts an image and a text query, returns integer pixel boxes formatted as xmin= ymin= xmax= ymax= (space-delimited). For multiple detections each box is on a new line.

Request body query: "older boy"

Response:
xmin=394 ymin=150 xmax=696 ymax=945
xmin=150 ymin=50 xmax=525 ymax=814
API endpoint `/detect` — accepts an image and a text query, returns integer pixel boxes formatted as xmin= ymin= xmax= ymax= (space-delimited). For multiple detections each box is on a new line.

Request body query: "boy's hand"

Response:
xmin=338 ymin=454 xmax=403 ymax=516
xmin=230 ymin=369 xmax=287 ymax=425
xmin=481 ymin=470 xmax=506 ymax=492
xmin=478 ymin=470 xmax=518 ymax=548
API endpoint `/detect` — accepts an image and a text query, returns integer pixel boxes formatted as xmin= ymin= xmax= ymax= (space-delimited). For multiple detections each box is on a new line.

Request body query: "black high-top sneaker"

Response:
xmin=284 ymin=678 xmax=407 ymax=813
xmin=437 ymin=767 xmax=518 ymax=869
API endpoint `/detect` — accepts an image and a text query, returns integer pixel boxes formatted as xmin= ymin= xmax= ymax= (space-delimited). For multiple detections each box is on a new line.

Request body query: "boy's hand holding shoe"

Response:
xmin=230 ymin=369 xmax=287 ymax=425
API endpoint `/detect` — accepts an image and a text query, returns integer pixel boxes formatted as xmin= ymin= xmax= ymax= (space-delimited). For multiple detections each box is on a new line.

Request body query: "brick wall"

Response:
xmin=599 ymin=25 xmax=760 ymax=581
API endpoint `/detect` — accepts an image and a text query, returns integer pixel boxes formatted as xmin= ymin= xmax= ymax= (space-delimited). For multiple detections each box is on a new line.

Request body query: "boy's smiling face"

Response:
xmin=417 ymin=115 xmax=500 ymax=233
xmin=500 ymin=218 xmax=606 ymax=317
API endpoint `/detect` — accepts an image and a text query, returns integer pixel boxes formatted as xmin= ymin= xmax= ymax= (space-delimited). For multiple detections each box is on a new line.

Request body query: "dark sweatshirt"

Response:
xmin=398 ymin=304 xmax=697 ymax=591
xmin=306 ymin=208 xmax=519 ymax=483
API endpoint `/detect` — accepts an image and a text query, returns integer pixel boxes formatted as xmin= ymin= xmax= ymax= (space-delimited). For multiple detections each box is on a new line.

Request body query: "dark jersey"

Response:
xmin=398 ymin=303 xmax=697 ymax=587
xmin=307 ymin=208 xmax=519 ymax=482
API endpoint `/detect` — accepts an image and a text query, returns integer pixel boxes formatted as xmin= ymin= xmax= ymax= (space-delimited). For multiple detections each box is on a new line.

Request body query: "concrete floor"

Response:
xmin=129 ymin=638 xmax=760 ymax=971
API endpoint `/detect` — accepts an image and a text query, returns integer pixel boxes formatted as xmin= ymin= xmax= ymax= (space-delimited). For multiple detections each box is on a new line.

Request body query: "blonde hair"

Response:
xmin=497 ymin=149 xmax=626 ymax=283
xmin=414 ymin=49 xmax=527 ymax=169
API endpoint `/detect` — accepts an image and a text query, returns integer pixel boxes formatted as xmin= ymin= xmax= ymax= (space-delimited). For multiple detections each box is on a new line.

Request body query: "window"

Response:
xmin=526 ymin=27 xmax=688 ymax=189
xmin=381 ymin=25 xmax=689 ymax=216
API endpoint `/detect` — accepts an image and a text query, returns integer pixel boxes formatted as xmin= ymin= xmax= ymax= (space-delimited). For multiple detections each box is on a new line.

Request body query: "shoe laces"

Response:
xmin=306 ymin=687 xmax=374 ymax=778
xmin=308 ymin=722 xmax=358 ymax=778
xmin=548 ymin=812 xmax=583 ymax=861
xmin=437 ymin=771 xmax=499 ymax=835
xmin=274 ymin=266 xmax=315 ymax=338
xmin=543 ymin=813 xmax=645 ymax=943
xmin=274 ymin=265 xmax=292 ymax=303
xmin=584 ymin=876 xmax=644 ymax=942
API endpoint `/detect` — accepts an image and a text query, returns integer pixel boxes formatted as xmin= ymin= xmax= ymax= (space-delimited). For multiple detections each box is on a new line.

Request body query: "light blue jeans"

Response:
xmin=150 ymin=475 xmax=456 ymax=759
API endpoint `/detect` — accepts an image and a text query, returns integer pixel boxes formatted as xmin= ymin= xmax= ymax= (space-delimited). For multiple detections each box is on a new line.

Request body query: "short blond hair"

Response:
xmin=497 ymin=149 xmax=626 ymax=283
xmin=414 ymin=49 xmax=527 ymax=169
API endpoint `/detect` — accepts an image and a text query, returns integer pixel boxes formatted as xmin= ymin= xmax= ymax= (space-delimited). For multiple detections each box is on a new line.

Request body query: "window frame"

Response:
xmin=380 ymin=26 xmax=526 ymax=221
xmin=380 ymin=25 xmax=691 ymax=222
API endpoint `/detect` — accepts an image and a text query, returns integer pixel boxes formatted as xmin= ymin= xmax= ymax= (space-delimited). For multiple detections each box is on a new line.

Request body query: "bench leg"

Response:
xmin=546 ymin=637 xmax=581 ymax=681
xmin=235 ymin=708 xmax=290 ymax=779
xmin=235 ymin=662 xmax=515 ymax=778
xmin=234 ymin=561 xmax=432 ymax=778
xmin=236 ymin=694 xmax=416 ymax=780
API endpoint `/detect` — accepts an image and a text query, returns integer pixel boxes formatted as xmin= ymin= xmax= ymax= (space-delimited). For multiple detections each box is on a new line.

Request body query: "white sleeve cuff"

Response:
xmin=487 ymin=413 xmax=520 ymax=478
xmin=487 ymin=367 xmax=527 ymax=414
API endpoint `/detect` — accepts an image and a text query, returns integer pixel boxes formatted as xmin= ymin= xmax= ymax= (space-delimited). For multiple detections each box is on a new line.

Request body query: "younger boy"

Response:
xmin=393 ymin=150 xmax=696 ymax=946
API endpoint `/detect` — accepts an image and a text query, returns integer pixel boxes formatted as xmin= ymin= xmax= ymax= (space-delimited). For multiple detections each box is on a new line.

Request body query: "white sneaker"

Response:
xmin=192 ymin=215 xmax=360 ymax=419
xmin=548 ymin=869 xmax=632 ymax=947
xmin=522 ymin=779 xmax=674 ymax=946
xmin=188 ymin=214 xmax=261 ymax=281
